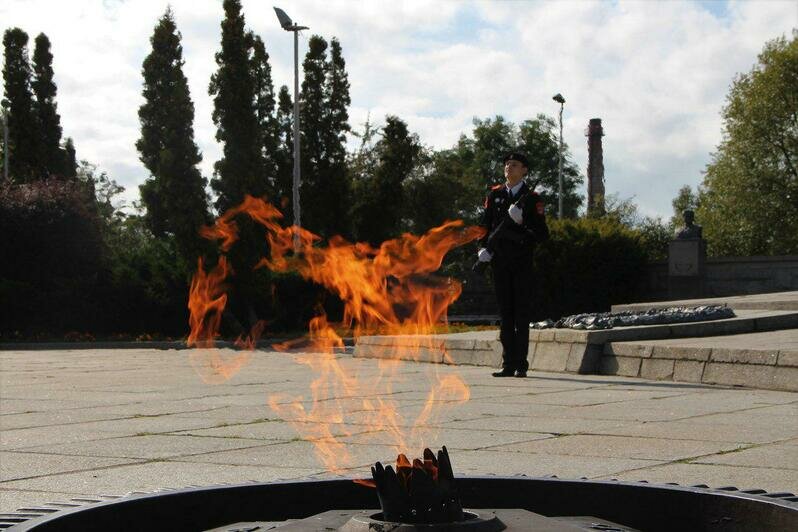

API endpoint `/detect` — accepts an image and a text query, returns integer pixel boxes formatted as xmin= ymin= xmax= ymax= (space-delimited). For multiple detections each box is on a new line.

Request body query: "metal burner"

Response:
xmin=3 ymin=477 xmax=796 ymax=531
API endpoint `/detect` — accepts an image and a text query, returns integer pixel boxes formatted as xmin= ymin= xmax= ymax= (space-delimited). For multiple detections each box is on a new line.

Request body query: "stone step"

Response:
xmin=525 ymin=310 xmax=798 ymax=376
xmin=599 ymin=329 xmax=798 ymax=392
xmin=529 ymin=310 xmax=798 ymax=345
xmin=354 ymin=310 xmax=798 ymax=392
xmin=611 ymin=290 xmax=798 ymax=312
xmin=354 ymin=330 xmax=501 ymax=367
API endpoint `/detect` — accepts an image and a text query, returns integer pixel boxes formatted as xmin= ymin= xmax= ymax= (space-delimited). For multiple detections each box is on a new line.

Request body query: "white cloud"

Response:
xmin=1 ymin=0 xmax=796 ymax=218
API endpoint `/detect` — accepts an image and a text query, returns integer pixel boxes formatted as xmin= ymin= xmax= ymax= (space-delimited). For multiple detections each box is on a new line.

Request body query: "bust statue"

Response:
xmin=675 ymin=209 xmax=702 ymax=240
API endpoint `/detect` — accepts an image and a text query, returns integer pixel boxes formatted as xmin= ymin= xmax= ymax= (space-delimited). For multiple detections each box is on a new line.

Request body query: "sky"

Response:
xmin=2 ymin=0 xmax=796 ymax=219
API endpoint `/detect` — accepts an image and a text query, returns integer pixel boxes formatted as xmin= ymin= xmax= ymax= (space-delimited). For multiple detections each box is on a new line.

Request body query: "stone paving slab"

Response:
xmin=591 ymin=419 xmax=798 ymax=444
xmin=0 ymin=461 xmax=321 ymax=499
xmin=18 ymin=434 xmax=273 ymax=460
xmin=1 ymin=349 xmax=796 ymax=514
xmin=1 ymin=425 xmax=125 ymax=452
xmin=334 ymin=427 xmax=554 ymax=451
xmin=437 ymin=415 xmax=638 ymax=435
xmin=0 ymin=452 xmax=137 ymax=482
xmin=611 ymin=290 xmax=798 ymax=312
xmin=486 ymin=434 xmax=746 ymax=461
xmin=690 ymin=440 xmax=798 ymax=470
xmin=608 ymin=329 xmax=798 ymax=355
xmin=449 ymin=449 xmax=657 ymax=478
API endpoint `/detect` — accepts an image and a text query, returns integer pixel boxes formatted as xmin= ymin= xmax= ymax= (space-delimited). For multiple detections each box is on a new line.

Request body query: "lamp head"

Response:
xmin=552 ymin=93 xmax=565 ymax=104
xmin=273 ymin=7 xmax=294 ymax=30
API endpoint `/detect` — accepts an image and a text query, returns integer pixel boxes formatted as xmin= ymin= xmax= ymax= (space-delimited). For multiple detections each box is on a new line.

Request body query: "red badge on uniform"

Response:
xmin=536 ymin=201 xmax=545 ymax=215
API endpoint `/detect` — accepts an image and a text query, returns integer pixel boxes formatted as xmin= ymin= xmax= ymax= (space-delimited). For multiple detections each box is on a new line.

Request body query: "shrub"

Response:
xmin=0 ymin=179 xmax=105 ymax=336
xmin=530 ymin=217 xmax=648 ymax=320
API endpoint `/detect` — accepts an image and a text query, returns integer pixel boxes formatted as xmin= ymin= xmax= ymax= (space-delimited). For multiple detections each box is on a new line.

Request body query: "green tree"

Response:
xmin=2 ymin=28 xmax=39 ymax=182
xmin=405 ymin=146 xmax=478 ymax=233
xmin=298 ymin=35 xmax=328 ymax=236
xmin=697 ymin=31 xmax=798 ymax=255
xmin=32 ymin=33 xmax=65 ymax=178
xmin=517 ymin=115 xmax=582 ymax=218
xmin=274 ymin=85 xmax=293 ymax=217
xmin=603 ymin=193 xmax=671 ymax=261
xmin=320 ymin=37 xmax=352 ymax=237
xmin=294 ymin=35 xmax=353 ymax=239
xmin=248 ymin=33 xmax=279 ymax=198
xmin=208 ymin=0 xmax=265 ymax=212
xmin=208 ymin=0 xmax=276 ymax=328
xmin=351 ymin=115 xmax=421 ymax=245
xmin=405 ymin=115 xmax=583 ymax=235
xmin=63 ymin=136 xmax=77 ymax=178
xmin=137 ymin=8 xmax=210 ymax=266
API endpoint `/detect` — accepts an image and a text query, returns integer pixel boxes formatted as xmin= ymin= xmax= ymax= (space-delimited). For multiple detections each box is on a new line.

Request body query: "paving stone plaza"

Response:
xmin=1 ymin=345 xmax=796 ymax=513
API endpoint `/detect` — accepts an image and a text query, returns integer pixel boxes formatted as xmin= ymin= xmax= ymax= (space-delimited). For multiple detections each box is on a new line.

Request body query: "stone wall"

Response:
xmin=641 ymin=255 xmax=798 ymax=301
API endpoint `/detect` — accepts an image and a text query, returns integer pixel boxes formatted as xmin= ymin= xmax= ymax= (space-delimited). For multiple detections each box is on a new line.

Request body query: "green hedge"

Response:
xmin=0 ymin=180 xmax=106 ymax=337
xmin=0 ymin=180 xmax=651 ymax=338
xmin=530 ymin=217 xmax=649 ymax=321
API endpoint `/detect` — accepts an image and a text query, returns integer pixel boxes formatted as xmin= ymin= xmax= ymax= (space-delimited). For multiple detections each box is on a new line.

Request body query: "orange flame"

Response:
xmin=187 ymin=195 xmax=484 ymax=471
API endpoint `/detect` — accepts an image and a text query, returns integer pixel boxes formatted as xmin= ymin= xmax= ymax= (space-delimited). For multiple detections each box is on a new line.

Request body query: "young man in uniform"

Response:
xmin=476 ymin=152 xmax=549 ymax=377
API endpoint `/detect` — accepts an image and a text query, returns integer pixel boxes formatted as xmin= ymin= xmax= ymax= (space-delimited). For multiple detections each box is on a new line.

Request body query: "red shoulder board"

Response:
xmin=490 ymin=184 xmax=503 ymax=191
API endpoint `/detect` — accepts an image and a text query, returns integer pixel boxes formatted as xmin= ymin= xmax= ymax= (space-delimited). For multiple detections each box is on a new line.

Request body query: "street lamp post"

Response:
xmin=274 ymin=7 xmax=308 ymax=252
xmin=552 ymin=93 xmax=565 ymax=219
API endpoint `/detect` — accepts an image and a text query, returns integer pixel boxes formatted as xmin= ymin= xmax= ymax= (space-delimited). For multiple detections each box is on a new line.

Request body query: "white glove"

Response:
xmin=477 ymin=248 xmax=492 ymax=262
xmin=508 ymin=203 xmax=523 ymax=224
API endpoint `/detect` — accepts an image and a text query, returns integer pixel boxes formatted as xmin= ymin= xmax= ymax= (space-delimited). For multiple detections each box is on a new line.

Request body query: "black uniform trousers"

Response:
xmin=492 ymin=250 xmax=533 ymax=372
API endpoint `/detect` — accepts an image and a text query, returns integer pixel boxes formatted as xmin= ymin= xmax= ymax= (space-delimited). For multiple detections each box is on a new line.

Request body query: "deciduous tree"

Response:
xmin=697 ymin=31 xmax=798 ymax=255
xmin=351 ymin=115 xmax=421 ymax=245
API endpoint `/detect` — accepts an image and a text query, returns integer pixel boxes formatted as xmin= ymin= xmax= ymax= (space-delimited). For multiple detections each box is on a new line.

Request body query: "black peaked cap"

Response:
xmin=503 ymin=151 xmax=529 ymax=167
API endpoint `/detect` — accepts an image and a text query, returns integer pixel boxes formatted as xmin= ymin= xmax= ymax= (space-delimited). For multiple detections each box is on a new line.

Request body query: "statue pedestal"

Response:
xmin=668 ymin=239 xmax=706 ymax=299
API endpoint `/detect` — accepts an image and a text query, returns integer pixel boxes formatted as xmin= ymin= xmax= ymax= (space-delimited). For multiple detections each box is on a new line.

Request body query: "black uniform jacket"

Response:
xmin=479 ymin=182 xmax=550 ymax=259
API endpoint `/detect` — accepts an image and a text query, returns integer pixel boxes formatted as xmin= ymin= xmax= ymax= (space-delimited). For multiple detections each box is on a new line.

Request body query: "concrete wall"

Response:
xmin=642 ymin=255 xmax=798 ymax=301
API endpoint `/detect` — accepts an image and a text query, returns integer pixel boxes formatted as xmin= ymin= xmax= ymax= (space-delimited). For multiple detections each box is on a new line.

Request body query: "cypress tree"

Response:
xmin=296 ymin=36 xmax=353 ymax=239
xmin=31 ymin=33 xmax=64 ymax=178
xmin=248 ymin=33 xmax=278 ymax=199
xmin=298 ymin=35 xmax=328 ymax=236
xmin=323 ymin=38 xmax=350 ymax=168
xmin=208 ymin=0 xmax=275 ymax=328
xmin=321 ymin=37 xmax=352 ymax=238
xmin=63 ymin=136 xmax=77 ymax=178
xmin=208 ymin=0 xmax=264 ymax=212
xmin=275 ymin=85 xmax=293 ymax=217
xmin=2 ymin=28 xmax=39 ymax=182
xmin=137 ymin=8 xmax=209 ymax=263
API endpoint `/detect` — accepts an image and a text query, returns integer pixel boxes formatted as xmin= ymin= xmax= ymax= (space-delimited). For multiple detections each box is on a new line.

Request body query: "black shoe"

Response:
xmin=492 ymin=368 xmax=515 ymax=377
xmin=515 ymin=370 xmax=527 ymax=378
